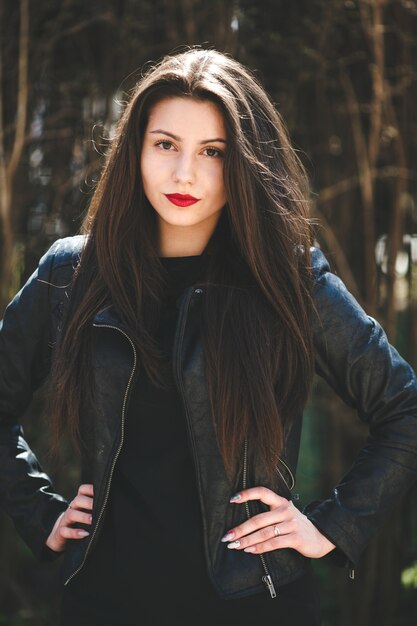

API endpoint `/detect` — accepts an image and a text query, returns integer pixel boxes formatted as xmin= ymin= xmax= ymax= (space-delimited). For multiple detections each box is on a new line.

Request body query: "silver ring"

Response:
xmin=273 ymin=524 xmax=281 ymax=537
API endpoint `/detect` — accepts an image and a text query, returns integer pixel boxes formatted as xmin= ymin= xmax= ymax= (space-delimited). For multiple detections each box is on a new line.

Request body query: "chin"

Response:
xmin=158 ymin=212 xmax=204 ymax=227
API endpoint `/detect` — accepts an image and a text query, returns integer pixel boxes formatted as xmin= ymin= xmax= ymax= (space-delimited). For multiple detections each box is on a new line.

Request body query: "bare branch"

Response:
xmin=0 ymin=0 xmax=29 ymax=307
xmin=367 ymin=1 xmax=385 ymax=169
xmin=7 ymin=0 xmax=29 ymax=183
xmin=384 ymin=89 xmax=408 ymax=341
xmin=319 ymin=166 xmax=417 ymax=204
xmin=311 ymin=202 xmax=362 ymax=303
xmin=339 ymin=67 xmax=377 ymax=313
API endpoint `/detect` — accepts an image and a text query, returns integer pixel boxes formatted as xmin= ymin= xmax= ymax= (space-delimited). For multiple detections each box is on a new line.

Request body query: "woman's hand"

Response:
xmin=45 ymin=483 xmax=94 ymax=553
xmin=221 ymin=486 xmax=335 ymax=558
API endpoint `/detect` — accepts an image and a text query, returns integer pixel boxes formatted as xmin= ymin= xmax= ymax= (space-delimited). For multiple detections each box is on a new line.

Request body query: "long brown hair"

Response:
xmin=49 ymin=48 xmax=314 ymax=482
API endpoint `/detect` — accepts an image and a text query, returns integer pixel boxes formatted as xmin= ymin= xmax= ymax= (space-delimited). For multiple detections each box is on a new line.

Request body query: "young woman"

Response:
xmin=1 ymin=48 xmax=417 ymax=626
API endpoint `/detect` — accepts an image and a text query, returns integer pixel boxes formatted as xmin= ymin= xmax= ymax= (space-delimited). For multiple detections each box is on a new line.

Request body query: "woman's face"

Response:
xmin=140 ymin=96 xmax=227 ymax=257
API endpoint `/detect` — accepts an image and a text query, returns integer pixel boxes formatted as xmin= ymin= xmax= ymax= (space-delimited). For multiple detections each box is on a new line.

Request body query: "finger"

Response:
xmin=230 ymin=486 xmax=288 ymax=508
xmin=65 ymin=508 xmax=93 ymax=526
xmin=70 ymin=494 xmax=94 ymax=511
xmin=221 ymin=504 xmax=293 ymax=542
xmin=225 ymin=520 xmax=297 ymax=551
xmin=242 ymin=534 xmax=295 ymax=555
xmin=77 ymin=483 xmax=94 ymax=496
xmin=59 ymin=526 xmax=90 ymax=540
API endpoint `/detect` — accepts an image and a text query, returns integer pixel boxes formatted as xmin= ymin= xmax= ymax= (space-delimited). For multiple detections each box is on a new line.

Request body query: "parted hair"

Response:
xmin=49 ymin=48 xmax=314 ymax=483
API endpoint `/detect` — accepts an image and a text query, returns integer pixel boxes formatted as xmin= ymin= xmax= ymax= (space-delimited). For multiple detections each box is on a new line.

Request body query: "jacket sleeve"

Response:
xmin=0 ymin=239 xmax=69 ymax=562
xmin=303 ymin=247 xmax=417 ymax=567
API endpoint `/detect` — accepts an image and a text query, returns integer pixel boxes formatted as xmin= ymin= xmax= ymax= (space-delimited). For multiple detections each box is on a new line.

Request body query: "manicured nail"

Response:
xmin=227 ymin=541 xmax=241 ymax=549
xmin=78 ymin=530 xmax=90 ymax=537
xmin=244 ymin=546 xmax=256 ymax=553
xmin=221 ymin=532 xmax=235 ymax=542
xmin=230 ymin=493 xmax=241 ymax=502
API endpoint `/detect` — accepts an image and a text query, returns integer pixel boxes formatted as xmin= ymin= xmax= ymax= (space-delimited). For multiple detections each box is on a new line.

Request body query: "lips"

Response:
xmin=165 ymin=193 xmax=201 ymax=207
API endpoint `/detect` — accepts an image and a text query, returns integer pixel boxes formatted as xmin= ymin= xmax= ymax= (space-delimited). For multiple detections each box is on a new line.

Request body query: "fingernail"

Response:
xmin=78 ymin=530 xmax=90 ymax=537
xmin=221 ymin=532 xmax=235 ymax=542
xmin=227 ymin=541 xmax=241 ymax=549
xmin=230 ymin=493 xmax=241 ymax=502
xmin=89 ymin=515 xmax=93 ymax=523
xmin=244 ymin=546 xmax=256 ymax=553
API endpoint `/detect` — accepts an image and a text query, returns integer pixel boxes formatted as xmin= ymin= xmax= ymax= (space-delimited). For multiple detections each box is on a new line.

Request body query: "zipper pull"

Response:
xmin=262 ymin=574 xmax=277 ymax=598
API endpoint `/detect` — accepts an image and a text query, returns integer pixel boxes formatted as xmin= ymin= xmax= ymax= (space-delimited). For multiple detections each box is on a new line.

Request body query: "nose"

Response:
xmin=172 ymin=152 xmax=195 ymax=185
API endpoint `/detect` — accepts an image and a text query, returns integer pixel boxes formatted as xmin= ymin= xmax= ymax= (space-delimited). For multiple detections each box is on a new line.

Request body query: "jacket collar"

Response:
xmin=92 ymin=285 xmax=197 ymax=329
xmin=93 ymin=305 xmax=124 ymax=328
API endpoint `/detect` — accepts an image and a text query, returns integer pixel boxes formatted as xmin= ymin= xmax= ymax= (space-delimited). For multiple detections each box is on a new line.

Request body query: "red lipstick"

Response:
xmin=165 ymin=193 xmax=200 ymax=207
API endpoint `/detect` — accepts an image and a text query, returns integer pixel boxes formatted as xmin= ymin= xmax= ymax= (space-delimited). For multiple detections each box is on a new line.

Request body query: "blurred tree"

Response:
xmin=0 ymin=0 xmax=238 ymax=310
xmin=237 ymin=1 xmax=417 ymax=624
xmin=0 ymin=0 xmax=238 ymax=622
xmin=0 ymin=0 xmax=28 ymax=306
xmin=1 ymin=0 xmax=416 ymax=624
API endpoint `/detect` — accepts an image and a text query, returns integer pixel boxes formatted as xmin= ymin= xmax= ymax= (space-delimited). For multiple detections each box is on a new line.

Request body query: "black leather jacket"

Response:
xmin=1 ymin=236 xmax=417 ymax=599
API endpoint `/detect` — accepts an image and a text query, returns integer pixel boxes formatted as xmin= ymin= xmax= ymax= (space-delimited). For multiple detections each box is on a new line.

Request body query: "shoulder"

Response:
xmin=45 ymin=235 xmax=88 ymax=268
xmin=36 ymin=235 xmax=89 ymax=287
xmin=42 ymin=234 xmax=88 ymax=270
xmin=309 ymin=245 xmax=372 ymax=333
xmin=310 ymin=245 xmax=351 ymax=302
xmin=310 ymin=245 xmax=331 ymax=283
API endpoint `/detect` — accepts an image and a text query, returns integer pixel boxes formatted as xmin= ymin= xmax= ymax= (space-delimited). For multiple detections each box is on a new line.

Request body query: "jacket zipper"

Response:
xmin=277 ymin=457 xmax=295 ymax=491
xmin=172 ymin=288 xmax=277 ymax=597
xmin=242 ymin=439 xmax=277 ymax=599
xmin=172 ymin=288 xmax=202 ymax=500
xmin=174 ymin=289 xmax=276 ymax=598
xmin=64 ymin=323 xmax=137 ymax=586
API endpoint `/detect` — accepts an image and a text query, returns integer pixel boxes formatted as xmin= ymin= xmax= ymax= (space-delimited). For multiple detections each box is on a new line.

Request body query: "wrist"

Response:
xmin=45 ymin=511 xmax=66 ymax=552
xmin=319 ymin=533 xmax=336 ymax=556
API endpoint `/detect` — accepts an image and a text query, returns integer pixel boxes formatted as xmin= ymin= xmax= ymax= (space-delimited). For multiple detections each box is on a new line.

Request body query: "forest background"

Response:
xmin=1 ymin=0 xmax=417 ymax=624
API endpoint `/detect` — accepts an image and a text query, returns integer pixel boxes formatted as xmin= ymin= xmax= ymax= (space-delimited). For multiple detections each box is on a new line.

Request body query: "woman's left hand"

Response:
xmin=222 ymin=486 xmax=336 ymax=559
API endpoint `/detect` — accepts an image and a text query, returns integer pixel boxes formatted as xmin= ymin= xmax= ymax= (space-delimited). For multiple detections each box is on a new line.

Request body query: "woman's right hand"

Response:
xmin=45 ymin=483 xmax=94 ymax=553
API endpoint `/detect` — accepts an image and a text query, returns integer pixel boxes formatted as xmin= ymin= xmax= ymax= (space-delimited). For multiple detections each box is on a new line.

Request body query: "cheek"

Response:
xmin=215 ymin=173 xmax=227 ymax=204
xmin=140 ymin=154 xmax=157 ymax=194
xmin=206 ymin=164 xmax=226 ymax=200
xmin=139 ymin=154 xmax=148 ymax=186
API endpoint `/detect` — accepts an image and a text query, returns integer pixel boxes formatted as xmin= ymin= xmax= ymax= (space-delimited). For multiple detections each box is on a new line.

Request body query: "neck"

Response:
xmin=157 ymin=215 xmax=221 ymax=257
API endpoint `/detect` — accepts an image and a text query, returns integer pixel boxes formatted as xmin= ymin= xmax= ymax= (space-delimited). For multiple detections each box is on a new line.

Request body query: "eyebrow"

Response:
xmin=149 ymin=129 xmax=227 ymax=144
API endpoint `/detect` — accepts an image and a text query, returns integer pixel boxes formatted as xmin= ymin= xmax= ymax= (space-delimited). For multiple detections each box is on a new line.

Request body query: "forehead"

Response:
xmin=146 ymin=96 xmax=226 ymax=135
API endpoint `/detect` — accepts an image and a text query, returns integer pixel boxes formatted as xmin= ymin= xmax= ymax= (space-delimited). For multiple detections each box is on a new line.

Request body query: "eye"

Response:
xmin=155 ymin=140 xmax=174 ymax=151
xmin=203 ymin=147 xmax=224 ymax=158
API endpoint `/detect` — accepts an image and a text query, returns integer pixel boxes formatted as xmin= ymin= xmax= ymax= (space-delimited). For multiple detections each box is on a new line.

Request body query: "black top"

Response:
xmin=60 ymin=255 xmax=319 ymax=626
